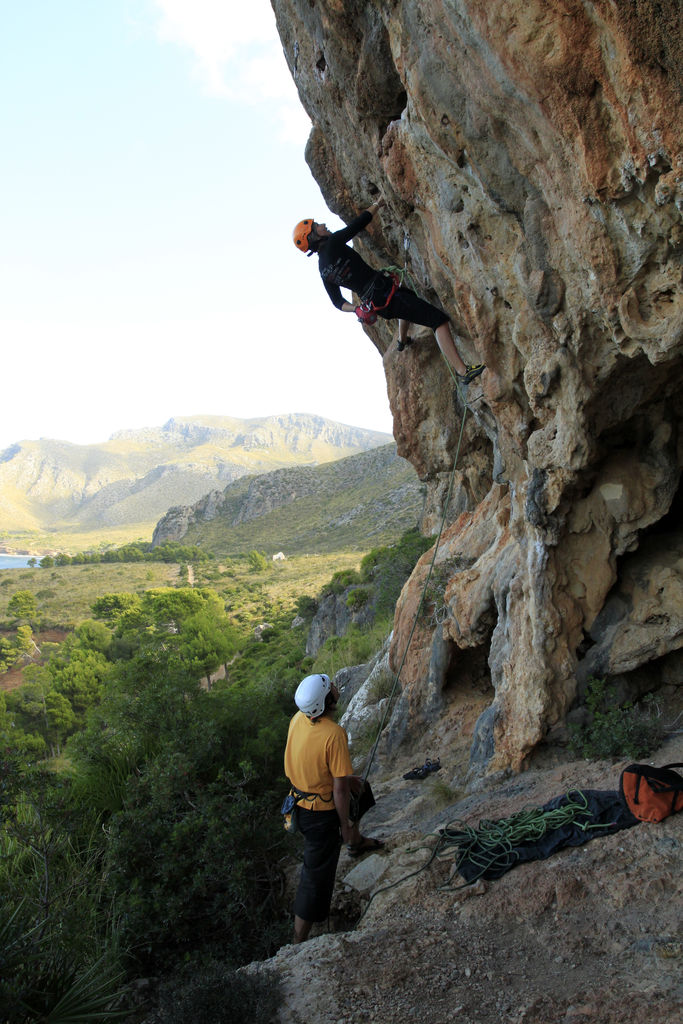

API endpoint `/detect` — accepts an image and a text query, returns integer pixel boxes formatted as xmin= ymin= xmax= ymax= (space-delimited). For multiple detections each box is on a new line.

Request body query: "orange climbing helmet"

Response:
xmin=293 ymin=218 xmax=315 ymax=252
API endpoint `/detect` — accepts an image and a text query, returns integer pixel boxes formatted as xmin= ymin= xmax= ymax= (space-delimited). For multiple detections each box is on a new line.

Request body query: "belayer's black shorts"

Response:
xmin=293 ymin=808 xmax=342 ymax=922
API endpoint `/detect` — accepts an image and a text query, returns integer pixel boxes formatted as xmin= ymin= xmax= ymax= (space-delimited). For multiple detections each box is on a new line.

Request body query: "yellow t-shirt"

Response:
xmin=284 ymin=711 xmax=353 ymax=812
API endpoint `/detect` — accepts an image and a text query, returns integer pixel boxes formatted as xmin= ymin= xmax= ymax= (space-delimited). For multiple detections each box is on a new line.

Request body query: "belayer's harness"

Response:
xmin=284 ymin=782 xmax=333 ymax=808
xmin=355 ymin=272 xmax=400 ymax=325
xmin=281 ymin=782 xmax=333 ymax=834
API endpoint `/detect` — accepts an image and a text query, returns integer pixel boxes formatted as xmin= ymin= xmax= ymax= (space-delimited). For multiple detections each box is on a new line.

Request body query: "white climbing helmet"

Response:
xmin=295 ymin=673 xmax=331 ymax=718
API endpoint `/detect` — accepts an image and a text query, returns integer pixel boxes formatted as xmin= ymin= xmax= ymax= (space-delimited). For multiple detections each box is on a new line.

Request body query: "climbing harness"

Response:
xmin=355 ymin=233 xmax=414 ymax=327
xmin=281 ymin=782 xmax=333 ymax=833
xmin=355 ymin=272 xmax=400 ymax=325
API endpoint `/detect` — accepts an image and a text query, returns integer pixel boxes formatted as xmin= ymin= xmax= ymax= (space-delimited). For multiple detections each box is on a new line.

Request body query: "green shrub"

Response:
xmin=346 ymin=587 xmax=370 ymax=612
xmin=360 ymin=528 xmax=432 ymax=616
xmin=103 ymin=756 xmax=289 ymax=973
xmin=322 ymin=568 xmax=362 ymax=595
xmin=364 ymin=666 xmax=395 ymax=703
xmin=312 ymin=619 xmax=391 ymax=678
xmin=295 ymin=594 xmax=318 ymax=619
xmin=569 ymin=676 xmax=664 ymax=760
xmin=428 ymin=776 xmax=462 ymax=809
xmin=247 ymin=550 xmax=269 ymax=572
xmin=0 ymin=757 xmax=127 ymax=1024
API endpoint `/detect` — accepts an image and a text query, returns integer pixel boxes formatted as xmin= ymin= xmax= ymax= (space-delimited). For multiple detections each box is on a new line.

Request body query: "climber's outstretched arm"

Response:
xmin=364 ymin=197 xmax=384 ymax=217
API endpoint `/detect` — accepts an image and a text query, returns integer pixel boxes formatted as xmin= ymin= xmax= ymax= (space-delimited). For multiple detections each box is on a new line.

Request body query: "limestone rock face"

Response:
xmin=306 ymin=589 xmax=376 ymax=657
xmin=273 ymin=0 xmax=683 ymax=771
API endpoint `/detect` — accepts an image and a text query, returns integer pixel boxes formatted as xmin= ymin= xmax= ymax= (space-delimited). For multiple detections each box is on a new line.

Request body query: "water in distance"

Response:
xmin=0 ymin=555 xmax=38 ymax=570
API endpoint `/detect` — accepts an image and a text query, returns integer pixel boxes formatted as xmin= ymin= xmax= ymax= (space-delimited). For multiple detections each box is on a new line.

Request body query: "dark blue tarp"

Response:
xmin=455 ymin=789 xmax=639 ymax=883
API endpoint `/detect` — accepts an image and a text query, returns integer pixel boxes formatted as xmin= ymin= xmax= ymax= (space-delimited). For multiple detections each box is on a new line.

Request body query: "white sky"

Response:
xmin=0 ymin=0 xmax=394 ymax=449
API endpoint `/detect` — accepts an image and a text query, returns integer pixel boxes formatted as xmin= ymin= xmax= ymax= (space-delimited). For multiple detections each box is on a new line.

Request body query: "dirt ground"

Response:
xmin=254 ymin=708 xmax=682 ymax=1024
xmin=0 ymin=629 xmax=69 ymax=692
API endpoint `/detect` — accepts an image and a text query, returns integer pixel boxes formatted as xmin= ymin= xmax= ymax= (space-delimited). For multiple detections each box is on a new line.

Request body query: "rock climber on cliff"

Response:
xmin=292 ymin=198 xmax=485 ymax=385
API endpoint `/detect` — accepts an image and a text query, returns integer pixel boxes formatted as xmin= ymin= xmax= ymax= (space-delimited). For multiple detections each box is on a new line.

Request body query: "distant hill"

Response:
xmin=153 ymin=444 xmax=423 ymax=556
xmin=0 ymin=414 xmax=393 ymax=534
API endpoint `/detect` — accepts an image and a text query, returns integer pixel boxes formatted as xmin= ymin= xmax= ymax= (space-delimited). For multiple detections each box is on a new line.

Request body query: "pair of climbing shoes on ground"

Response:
xmin=403 ymin=757 xmax=441 ymax=780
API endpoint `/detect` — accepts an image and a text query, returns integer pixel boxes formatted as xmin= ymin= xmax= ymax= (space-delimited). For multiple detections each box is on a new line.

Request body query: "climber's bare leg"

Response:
xmin=398 ymin=319 xmax=412 ymax=346
xmin=435 ymin=322 xmax=468 ymax=375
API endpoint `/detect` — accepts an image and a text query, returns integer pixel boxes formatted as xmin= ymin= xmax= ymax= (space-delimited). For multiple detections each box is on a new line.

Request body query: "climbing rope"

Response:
xmin=350 ymin=253 xmax=484 ymax=925
xmin=351 ymin=362 xmax=471 ymax=925
xmin=356 ymin=790 xmax=615 ymax=922
xmin=433 ymin=789 xmax=616 ymax=890
xmin=378 ymin=231 xmax=414 ymax=292
xmin=361 ymin=355 xmax=470 ymax=786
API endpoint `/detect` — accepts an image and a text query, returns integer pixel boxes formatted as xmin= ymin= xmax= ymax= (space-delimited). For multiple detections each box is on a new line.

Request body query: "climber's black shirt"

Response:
xmin=317 ymin=212 xmax=385 ymax=309
xmin=316 ymin=211 xmax=449 ymax=331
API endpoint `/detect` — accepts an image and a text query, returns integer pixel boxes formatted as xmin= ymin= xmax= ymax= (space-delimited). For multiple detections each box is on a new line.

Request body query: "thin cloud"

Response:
xmin=153 ymin=0 xmax=278 ymax=62
xmin=150 ymin=0 xmax=307 ymax=117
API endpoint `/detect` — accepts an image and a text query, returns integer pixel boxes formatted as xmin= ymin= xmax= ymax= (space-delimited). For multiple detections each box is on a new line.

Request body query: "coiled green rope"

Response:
xmin=357 ymin=790 xmax=615 ymax=922
xmin=435 ymin=789 xmax=615 ymax=889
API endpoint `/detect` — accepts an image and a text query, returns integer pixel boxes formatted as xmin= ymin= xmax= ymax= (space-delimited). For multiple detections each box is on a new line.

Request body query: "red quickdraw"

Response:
xmin=355 ymin=272 xmax=400 ymax=326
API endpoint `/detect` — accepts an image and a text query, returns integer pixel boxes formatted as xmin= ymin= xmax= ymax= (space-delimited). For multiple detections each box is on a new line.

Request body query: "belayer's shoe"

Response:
xmin=457 ymin=363 xmax=485 ymax=385
xmin=397 ymin=335 xmax=413 ymax=352
xmin=346 ymin=836 xmax=385 ymax=857
xmin=403 ymin=757 xmax=441 ymax=780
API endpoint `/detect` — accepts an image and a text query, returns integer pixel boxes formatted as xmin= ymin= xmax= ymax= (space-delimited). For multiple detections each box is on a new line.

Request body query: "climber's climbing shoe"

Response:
xmin=457 ymin=363 xmax=485 ymax=385
xmin=397 ymin=335 xmax=414 ymax=352
xmin=403 ymin=757 xmax=441 ymax=780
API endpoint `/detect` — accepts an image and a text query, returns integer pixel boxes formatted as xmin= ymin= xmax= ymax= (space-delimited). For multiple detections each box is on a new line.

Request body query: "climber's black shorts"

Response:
xmin=372 ymin=282 xmax=449 ymax=331
xmin=293 ymin=808 xmax=342 ymax=922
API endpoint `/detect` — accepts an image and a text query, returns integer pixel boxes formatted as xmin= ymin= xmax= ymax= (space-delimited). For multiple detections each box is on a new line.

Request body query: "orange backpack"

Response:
xmin=619 ymin=762 xmax=683 ymax=823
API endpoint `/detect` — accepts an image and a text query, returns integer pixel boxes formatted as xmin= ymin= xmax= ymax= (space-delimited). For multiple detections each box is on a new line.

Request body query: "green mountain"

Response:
xmin=153 ymin=443 xmax=423 ymax=555
xmin=0 ymin=414 xmax=392 ymax=535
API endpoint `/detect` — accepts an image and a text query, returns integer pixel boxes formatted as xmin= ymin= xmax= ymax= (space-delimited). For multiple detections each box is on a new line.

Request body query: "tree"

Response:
xmin=91 ymin=592 xmax=142 ymax=623
xmin=8 ymin=590 xmax=38 ymax=624
xmin=0 ymin=756 xmax=126 ymax=1017
xmin=14 ymin=624 xmax=35 ymax=657
xmin=0 ymin=635 xmax=15 ymax=673
xmin=179 ymin=609 xmax=239 ymax=689
xmin=102 ymin=753 xmax=288 ymax=974
xmin=247 ymin=550 xmax=268 ymax=572
xmin=45 ymin=691 xmax=76 ymax=754
xmin=74 ymin=619 xmax=112 ymax=654
xmin=0 ymin=690 xmax=10 ymax=734
xmin=50 ymin=646 xmax=108 ymax=716
xmin=7 ymin=669 xmax=52 ymax=741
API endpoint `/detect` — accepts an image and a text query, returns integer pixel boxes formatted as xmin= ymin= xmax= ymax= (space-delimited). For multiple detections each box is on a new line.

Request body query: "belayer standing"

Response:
xmin=284 ymin=673 xmax=384 ymax=944
xmin=293 ymin=198 xmax=485 ymax=385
